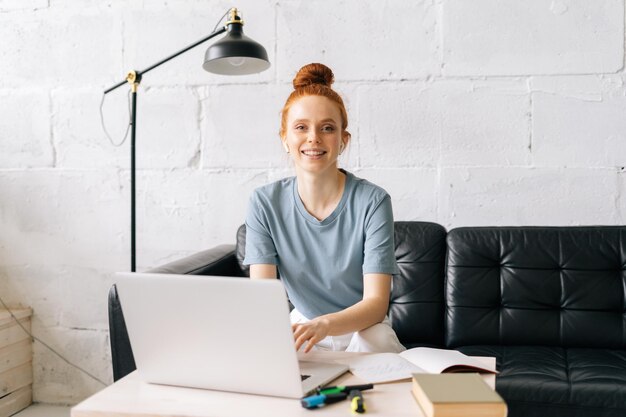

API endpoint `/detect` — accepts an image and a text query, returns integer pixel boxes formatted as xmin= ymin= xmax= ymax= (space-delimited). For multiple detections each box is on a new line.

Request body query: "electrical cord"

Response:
xmin=212 ymin=8 xmax=230 ymax=32
xmin=100 ymin=9 xmax=229 ymax=147
xmin=0 ymin=295 xmax=108 ymax=387
xmin=100 ymin=89 xmax=132 ymax=148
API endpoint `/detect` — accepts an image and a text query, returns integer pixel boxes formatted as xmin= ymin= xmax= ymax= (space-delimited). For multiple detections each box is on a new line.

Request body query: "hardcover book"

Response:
xmin=411 ymin=373 xmax=507 ymax=417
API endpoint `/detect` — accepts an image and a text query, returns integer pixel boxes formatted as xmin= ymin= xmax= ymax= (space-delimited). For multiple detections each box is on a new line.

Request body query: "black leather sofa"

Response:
xmin=108 ymin=222 xmax=626 ymax=417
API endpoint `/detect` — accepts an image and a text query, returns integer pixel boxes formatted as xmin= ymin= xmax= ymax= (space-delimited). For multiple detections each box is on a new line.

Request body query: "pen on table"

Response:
xmin=348 ymin=389 xmax=366 ymax=414
xmin=316 ymin=383 xmax=374 ymax=395
xmin=300 ymin=392 xmax=348 ymax=409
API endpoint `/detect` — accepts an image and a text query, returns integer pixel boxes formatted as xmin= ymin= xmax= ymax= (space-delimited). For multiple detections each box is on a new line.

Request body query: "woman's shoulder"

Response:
xmin=347 ymin=171 xmax=391 ymax=202
xmin=250 ymin=176 xmax=296 ymax=204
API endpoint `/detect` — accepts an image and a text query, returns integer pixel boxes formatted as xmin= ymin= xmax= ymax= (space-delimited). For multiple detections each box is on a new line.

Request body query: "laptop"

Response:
xmin=115 ymin=272 xmax=349 ymax=398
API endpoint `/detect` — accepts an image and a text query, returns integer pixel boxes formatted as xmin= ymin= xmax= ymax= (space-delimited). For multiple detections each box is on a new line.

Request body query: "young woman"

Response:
xmin=243 ymin=63 xmax=405 ymax=354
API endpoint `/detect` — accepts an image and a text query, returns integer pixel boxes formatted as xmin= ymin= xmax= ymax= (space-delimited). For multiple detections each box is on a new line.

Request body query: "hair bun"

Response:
xmin=293 ymin=63 xmax=334 ymax=89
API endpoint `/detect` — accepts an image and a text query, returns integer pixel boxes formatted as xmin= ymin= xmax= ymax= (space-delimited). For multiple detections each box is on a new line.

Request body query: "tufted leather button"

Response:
xmin=446 ymin=227 xmax=626 ymax=349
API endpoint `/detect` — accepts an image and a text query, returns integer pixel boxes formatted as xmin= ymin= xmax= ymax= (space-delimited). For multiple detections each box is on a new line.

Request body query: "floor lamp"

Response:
xmin=104 ymin=8 xmax=270 ymax=272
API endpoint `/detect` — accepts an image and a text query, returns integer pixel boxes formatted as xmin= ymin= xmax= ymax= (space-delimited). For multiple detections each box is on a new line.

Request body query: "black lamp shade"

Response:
xmin=203 ymin=23 xmax=270 ymax=75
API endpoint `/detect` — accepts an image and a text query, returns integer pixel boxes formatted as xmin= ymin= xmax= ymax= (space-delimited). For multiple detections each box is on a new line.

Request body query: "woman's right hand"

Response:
xmin=292 ymin=317 xmax=330 ymax=353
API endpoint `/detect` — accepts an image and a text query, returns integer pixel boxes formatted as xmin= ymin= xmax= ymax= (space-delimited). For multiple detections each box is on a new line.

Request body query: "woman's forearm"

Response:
xmin=318 ymin=295 xmax=389 ymax=336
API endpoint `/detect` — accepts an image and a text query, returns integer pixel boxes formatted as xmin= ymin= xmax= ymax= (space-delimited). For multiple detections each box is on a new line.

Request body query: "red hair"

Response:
xmin=279 ymin=63 xmax=349 ymax=139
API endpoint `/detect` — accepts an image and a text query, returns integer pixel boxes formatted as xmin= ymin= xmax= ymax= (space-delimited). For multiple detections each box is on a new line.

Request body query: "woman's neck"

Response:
xmin=296 ymin=168 xmax=346 ymax=221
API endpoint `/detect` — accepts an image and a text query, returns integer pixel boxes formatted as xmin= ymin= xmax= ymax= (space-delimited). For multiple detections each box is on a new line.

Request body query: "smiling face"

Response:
xmin=282 ymin=95 xmax=349 ymax=176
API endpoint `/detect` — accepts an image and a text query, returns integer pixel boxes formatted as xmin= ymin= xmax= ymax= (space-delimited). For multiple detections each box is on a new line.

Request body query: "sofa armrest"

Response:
xmin=147 ymin=244 xmax=243 ymax=276
xmin=108 ymin=284 xmax=136 ymax=382
xmin=108 ymin=244 xmax=242 ymax=382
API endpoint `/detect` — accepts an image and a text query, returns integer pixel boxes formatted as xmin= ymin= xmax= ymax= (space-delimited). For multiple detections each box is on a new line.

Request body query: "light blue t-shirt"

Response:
xmin=243 ymin=170 xmax=399 ymax=319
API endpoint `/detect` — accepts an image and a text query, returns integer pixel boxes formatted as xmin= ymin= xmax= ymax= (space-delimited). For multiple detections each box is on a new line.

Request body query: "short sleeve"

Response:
xmin=243 ymin=191 xmax=278 ymax=265
xmin=362 ymin=194 xmax=400 ymax=275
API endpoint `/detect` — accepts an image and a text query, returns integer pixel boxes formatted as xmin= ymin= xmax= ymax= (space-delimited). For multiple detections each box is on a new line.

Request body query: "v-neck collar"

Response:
xmin=293 ymin=170 xmax=353 ymax=226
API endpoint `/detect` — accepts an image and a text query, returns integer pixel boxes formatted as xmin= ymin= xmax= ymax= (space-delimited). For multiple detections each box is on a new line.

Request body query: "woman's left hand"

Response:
xmin=292 ymin=318 xmax=331 ymax=353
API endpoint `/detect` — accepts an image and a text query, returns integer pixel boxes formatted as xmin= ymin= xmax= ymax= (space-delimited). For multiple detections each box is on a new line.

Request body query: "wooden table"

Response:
xmin=71 ymin=352 xmax=495 ymax=417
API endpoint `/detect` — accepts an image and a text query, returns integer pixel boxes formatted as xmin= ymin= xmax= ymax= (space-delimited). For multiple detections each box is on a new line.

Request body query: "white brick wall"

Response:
xmin=0 ymin=0 xmax=624 ymax=404
xmin=439 ymin=167 xmax=622 ymax=226
xmin=200 ymin=84 xmax=288 ymax=169
xmin=276 ymin=1 xmax=441 ymax=81
xmin=443 ymin=0 xmax=625 ymax=76
xmin=531 ymin=75 xmax=626 ymax=167
xmin=0 ymin=90 xmax=54 ymax=168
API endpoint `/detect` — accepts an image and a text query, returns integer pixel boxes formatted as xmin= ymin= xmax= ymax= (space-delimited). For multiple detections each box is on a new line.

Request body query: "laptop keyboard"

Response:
xmin=301 ymin=374 xmax=311 ymax=381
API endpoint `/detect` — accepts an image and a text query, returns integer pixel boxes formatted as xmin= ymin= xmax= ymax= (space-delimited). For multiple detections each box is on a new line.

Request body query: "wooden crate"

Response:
xmin=0 ymin=309 xmax=33 ymax=417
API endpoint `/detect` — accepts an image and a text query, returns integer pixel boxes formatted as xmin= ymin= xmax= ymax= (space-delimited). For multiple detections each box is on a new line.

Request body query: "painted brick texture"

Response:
xmin=0 ymin=0 xmax=624 ymax=405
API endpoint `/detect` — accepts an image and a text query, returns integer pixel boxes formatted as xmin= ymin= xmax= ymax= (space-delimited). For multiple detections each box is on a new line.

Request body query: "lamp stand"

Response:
xmin=105 ymin=28 xmax=227 ymax=272
xmin=104 ymin=7 xmax=269 ymax=272
xmin=128 ymin=72 xmax=140 ymax=272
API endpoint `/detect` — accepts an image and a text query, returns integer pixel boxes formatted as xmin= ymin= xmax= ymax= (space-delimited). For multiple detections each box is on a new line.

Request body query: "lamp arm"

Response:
xmin=104 ymin=25 xmax=227 ymax=94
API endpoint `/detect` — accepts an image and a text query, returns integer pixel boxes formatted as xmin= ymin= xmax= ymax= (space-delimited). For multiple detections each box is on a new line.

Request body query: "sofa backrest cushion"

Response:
xmin=235 ymin=222 xmax=448 ymax=348
xmin=391 ymin=222 xmax=447 ymax=348
xmin=445 ymin=226 xmax=626 ymax=349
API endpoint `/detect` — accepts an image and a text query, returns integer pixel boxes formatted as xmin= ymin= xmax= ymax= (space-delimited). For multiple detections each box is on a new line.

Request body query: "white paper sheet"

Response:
xmin=332 ymin=348 xmax=497 ymax=384
xmin=400 ymin=347 xmax=497 ymax=374
xmin=333 ymin=352 xmax=427 ymax=383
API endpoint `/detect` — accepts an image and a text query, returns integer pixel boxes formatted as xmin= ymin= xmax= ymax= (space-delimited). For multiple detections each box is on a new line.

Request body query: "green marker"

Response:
xmin=317 ymin=383 xmax=373 ymax=395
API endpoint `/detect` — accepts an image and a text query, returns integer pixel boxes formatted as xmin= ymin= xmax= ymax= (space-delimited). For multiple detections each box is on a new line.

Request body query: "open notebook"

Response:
xmin=334 ymin=347 xmax=497 ymax=383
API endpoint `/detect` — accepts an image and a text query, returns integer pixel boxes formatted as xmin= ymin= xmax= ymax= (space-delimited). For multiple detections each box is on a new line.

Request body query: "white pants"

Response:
xmin=290 ymin=308 xmax=406 ymax=353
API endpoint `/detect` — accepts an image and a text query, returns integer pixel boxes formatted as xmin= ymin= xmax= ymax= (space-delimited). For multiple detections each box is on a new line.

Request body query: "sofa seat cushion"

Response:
xmin=457 ymin=345 xmax=626 ymax=417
